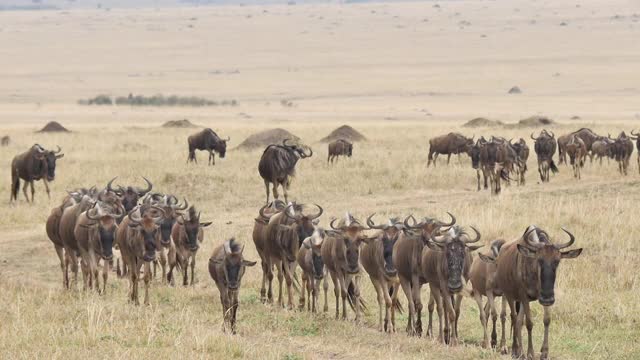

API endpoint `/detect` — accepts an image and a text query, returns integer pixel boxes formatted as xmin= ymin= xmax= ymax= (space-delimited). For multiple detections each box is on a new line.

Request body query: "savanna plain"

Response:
xmin=0 ymin=0 xmax=639 ymax=359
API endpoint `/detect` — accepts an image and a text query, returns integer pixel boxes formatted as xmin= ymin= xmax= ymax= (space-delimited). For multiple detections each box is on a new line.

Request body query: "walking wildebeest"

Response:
xmin=106 ymin=177 xmax=153 ymax=213
xmin=630 ymin=130 xmax=640 ymax=173
xmin=209 ymin=238 xmax=257 ymax=334
xmin=1 ymin=135 xmax=9 ymax=146
xmin=74 ymin=201 xmax=125 ymax=293
xmin=361 ymin=214 xmax=404 ymax=332
xmin=469 ymin=137 xmax=487 ymax=191
xmin=591 ymin=137 xmax=613 ymax=165
xmin=510 ymin=138 xmax=529 ymax=185
xmin=252 ymin=200 xmax=287 ymax=302
xmin=392 ymin=213 xmax=455 ymax=336
xmin=258 ymin=139 xmax=313 ymax=204
xmin=531 ymin=130 xmax=558 ymax=182
xmin=565 ymin=135 xmax=587 ymax=179
xmin=323 ymin=213 xmax=371 ymax=322
xmin=10 ymin=144 xmax=64 ymax=202
xmin=559 ymin=128 xmax=600 ymax=164
xmin=479 ymin=137 xmax=510 ymax=194
xmin=327 ymin=139 xmax=353 ymax=163
xmin=167 ymin=206 xmax=212 ymax=286
xmin=469 ymin=239 xmax=508 ymax=351
xmin=495 ymin=226 xmax=582 ymax=360
xmin=187 ymin=128 xmax=230 ymax=165
xmin=427 ymin=132 xmax=474 ymax=167
xmin=609 ymin=132 xmax=634 ymax=175
xmin=261 ymin=203 xmax=322 ymax=308
xmin=422 ymin=225 xmax=481 ymax=345
xmin=116 ymin=204 xmax=166 ymax=305
xmin=59 ymin=194 xmax=96 ymax=289
xmin=297 ymin=227 xmax=328 ymax=313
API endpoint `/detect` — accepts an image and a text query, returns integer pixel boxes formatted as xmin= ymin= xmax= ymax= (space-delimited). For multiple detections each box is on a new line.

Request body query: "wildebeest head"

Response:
xmin=144 ymin=193 xmax=189 ymax=245
xmin=403 ymin=212 xmax=457 ymax=245
xmin=469 ymin=138 xmax=486 ymax=169
xmin=127 ymin=204 xmax=166 ymax=262
xmin=282 ymin=138 xmax=313 ymax=159
xmin=283 ymin=203 xmax=323 ymax=243
xmin=303 ymin=228 xmax=327 ymax=280
xmin=517 ymin=226 xmax=582 ymax=306
xmin=212 ymin=239 xmax=257 ymax=290
xmin=85 ymin=201 xmax=126 ymax=260
xmin=330 ymin=213 xmax=372 ymax=274
xmin=367 ymin=214 xmax=404 ymax=276
xmin=107 ymin=177 xmax=153 ymax=212
xmin=278 ymin=203 xmax=323 ymax=261
xmin=178 ymin=206 xmax=212 ymax=252
xmin=427 ymin=225 xmax=482 ymax=293
xmin=463 ymin=135 xmax=475 ymax=154
xmin=33 ymin=144 xmax=64 ymax=181
xmin=209 ymin=130 xmax=230 ymax=158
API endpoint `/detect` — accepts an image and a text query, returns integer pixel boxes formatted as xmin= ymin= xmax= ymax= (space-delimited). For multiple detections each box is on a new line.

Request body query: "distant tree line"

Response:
xmin=78 ymin=94 xmax=238 ymax=107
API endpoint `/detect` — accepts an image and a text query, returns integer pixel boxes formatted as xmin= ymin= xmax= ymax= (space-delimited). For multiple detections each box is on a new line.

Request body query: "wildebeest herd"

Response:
xmin=8 ymin=125 xmax=637 ymax=358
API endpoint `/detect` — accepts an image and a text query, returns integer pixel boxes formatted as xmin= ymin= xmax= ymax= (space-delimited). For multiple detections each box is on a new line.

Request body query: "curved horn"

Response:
xmin=437 ymin=212 xmax=456 ymax=227
xmin=53 ymin=145 xmax=62 ymax=154
xmin=556 ymin=227 xmax=576 ymax=250
xmin=146 ymin=205 xmax=166 ymax=224
xmin=403 ymin=214 xmax=418 ymax=229
xmin=259 ymin=204 xmax=275 ymax=220
xmin=113 ymin=202 xmax=126 ymax=220
xmin=302 ymin=146 xmax=313 ymax=158
xmin=330 ymin=218 xmax=340 ymax=230
xmin=128 ymin=206 xmax=142 ymax=224
xmin=367 ymin=213 xmax=387 ymax=230
xmin=86 ymin=203 xmax=103 ymax=221
xmin=530 ymin=132 xmax=538 ymax=141
xmin=174 ymin=198 xmax=188 ymax=211
xmin=631 ymin=130 xmax=639 ymax=137
xmin=34 ymin=144 xmax=46 ymax=153
xmin=308 ymin=204 xmax=323 ymax=220
xmin=283 ymin=204 xmax=299 ymax=221
xmin=225 ymin=136 xmax=231 ymax=141
xmin=137 ymin=177 xmax=153 ymax=196
xmin=464 ymin=226 xmax=481 ymax=244
xmin=167 ymin=195 xmax=178 ymax=206
xmin=223 ymin=240 xmax=232 ymax=255
xmin=523 ymin=226 xmax=542 ymax=248
xmin=429 ymin=225 xmax=447 ymax=244
xmin=106 ymin=177 xmax=118 ymax=194
xmin=283 ymin=138 xmax=292 ymax=147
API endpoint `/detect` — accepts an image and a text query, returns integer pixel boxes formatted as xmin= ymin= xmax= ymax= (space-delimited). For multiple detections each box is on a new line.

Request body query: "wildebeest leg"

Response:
xmin=514 ymin=301 xmax=525 ymax=359
xmin=443 ymin=290 xmax=457 ymax=346
xmin=309 ymin=277 xmax=315 ymax=312
xmin=22 ymin=181 xmax=30 ymax=202
xmin=29 ymin=181 xmax=36 ymax=202
xmin=182 ymin=256 xmax=189 ymax=286
xmin=190 ymin=255 xmax=196 ymax=286
xmin=323 ymin=273 xmax=329 ymax=312
xmin=476 ymin=169 xmax=481 ymax=191
xmin=399 ymin=277 xmax=415 ymax=335
xmin=42 ymin=179 xmax=51 ymax=199
xmin=411 ymin=275 xmax=423 ymax=336
xmin=473 ymin=291 xmax=489 ymax=348
xmin=54 ymin=245 xmax=66 ymax=289
xmin=159 ymin=248 xmax=167 ymax=284
xmin=371 ymin=279 xmax=384 ymax=331
xmin=143 ymin=261 xmax=152 ymax=305
xmin=540 ymin=305 xmax=551 ymax=360
xmin=102 ymin=257 xmax=109 ymax=295
xmin=263 ymin=180 xmax=271 ymax=204
xmin=453 ymin=294 xmax=463 ymax=339
xmin=282 ymin=179 xmax=290 ymax=204
xmin=427 ymin=149 xmax=434 ymax=167
xmin=283 ymin=261 xmax=295 ymax=310
xmin=338 ymin=274 xmax=349 ymax=320
xmin=329 ymin=270 xmax=340 ymax=319
xmin=446 ymin=153 xmax=451 ymax=165
xmin=272 ymin=181 xmax=279 ymax=201
xmin=67 ymin=251 xmax=80 ymax=290
xmin=430 ymin=285 xmax=445 ymax=343
xmin=427 ymin=293 xmax=435 ymax=338
xmin=276 ymin=261 xmax=284 ymax=307
xmin=499 ymin=297 xmax=509 ymax=354
xmin=230 ymin=292 xmax=239 ymax=334
xmin=522 ymin=300 xmax=535 ymax=360
xmin=219 ymin=290 xmax=230 ymax=332
xmin=382 ymin=281 xmax=394 ymax=333
xmin=298 ymin=273 xmax=307 ymax=310
xmin=487 ymin=293 xmax=498 ymax=348
xmin=390 ymin=282 xmax=399 ymax=333
xmin=90 ymin=253 xmax=100 ymax=293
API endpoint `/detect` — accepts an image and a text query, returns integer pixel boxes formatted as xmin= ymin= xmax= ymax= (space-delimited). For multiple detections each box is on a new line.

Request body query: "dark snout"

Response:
xmin=227 ymin=282 xmax=240 ymax=290
xmin=99 ymin=227 xmax=115 ymax=260
xmin=447 ymin=279 xmax=464 ymax=293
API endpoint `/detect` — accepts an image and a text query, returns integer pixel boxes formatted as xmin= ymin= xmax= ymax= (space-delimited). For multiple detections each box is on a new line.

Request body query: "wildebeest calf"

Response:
xmin=297 ymin=227 xmax=328 ymax=313
xmin=167 ymin=206 xmax=212 ymax=286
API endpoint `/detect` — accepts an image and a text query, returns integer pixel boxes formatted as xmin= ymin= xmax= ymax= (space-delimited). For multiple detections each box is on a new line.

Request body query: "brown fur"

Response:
xmin=58 ymin=195 xmax=95 ymax=290
xmin=167 ymin=207 xmax=212 ymax=286
xmin=327 ymin=139 xmax=353 ymax=163
xmin=427 ymin=132 xmax=474 ymax=167
xmin=566 ymin=135 xmax=587 ymax=179
xmin=296 ymin=228 xmax=327 ymax=313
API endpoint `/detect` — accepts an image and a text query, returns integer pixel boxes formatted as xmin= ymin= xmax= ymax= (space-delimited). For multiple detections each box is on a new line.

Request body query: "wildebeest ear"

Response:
xmin=560 ymin=248 xmax=583 ymax=259
xmin=312 ymin=219 xmax=320 ymax=226
xmin=242 ymin=260 xmax=257 ymax=267
xmin=55 ymin=154 xmax=65 ymax=159
xmin=200 ymin=222 xmax=212 ymax=227
xmin=467 ymin=245 xmax=483 ymax=252
xmin=478 ymin=253 xmax=496 ymax=264
xmin=517 ymin=244 xmax=536 ymax=258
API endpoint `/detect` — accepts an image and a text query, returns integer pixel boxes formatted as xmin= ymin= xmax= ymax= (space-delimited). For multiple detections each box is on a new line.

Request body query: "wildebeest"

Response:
xmin=106 ymin=177 xmax=153 ymax=213
xmin=392 ymin=213 xmax=455 ymax=336
xmin=559 ymin=128 xmax=600 ymax=164
xmin=531 ymin=130 xmax=558 ymax=182
xmin=469 ymin=138 xmax=485 ymax=191
xmin=495 ymin=226 xmax=582 ymax=360
xmin=361 ymin=214 xmax=404 ymax=332
xmin=74 ymin=201 xmax=125 ymax=293
xmin=565 ymin=135 xmax=587 ymax=179
xmin=297 ymin=227 xmax=328 ymax=313
xmin=208 ymin=238 xmax=256 ymax=334
xmin=59 ymin=194 xmax=96 ymax=289
xmin=261 ymin=203 xmax=322 ymax=308
xmin=323 ymin=213 xmax=370 ymax=322
xmin=469 ymin=239 xmax=508 ymax=350
xmin=510 ymin=138 xmax=529 ymax=185
xmin=1 ymin=135 xmax=9 ymax=146
xmin=116 ymin=204 xmax=166 ymax=305
xmin=591 ymin=137 xmax=613 ymax=165
xmin=327 ymin=139 xmax=353 ymax=163
xmin=479 ymin=137 xmax=510 ymax=194
xmin=630 ymin=130 xmax=640 ymax=173
xmin=10 ymin=144 xmax=64 ymax=202
xmin=421 ymin=225 xmax=481 ymax=345
xmin=167 ymin=206 xmax=212 ymax=286
xmin=187 ymin=128 xmax=230 ymax=165
xmin=252 ymin=200 xmax=286 ymax=303
xmin=609 ymin=132 xmax=634 ymax=175
xmin=258 ymin=139 xmax=313 ymax=204
xmin=427 ymin=132 xmax=474 ymax=167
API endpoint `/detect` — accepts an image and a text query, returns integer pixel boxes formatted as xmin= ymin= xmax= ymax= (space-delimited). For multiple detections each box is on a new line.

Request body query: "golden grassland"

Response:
xmin=1 ymin=120 xmax=640 ymax=359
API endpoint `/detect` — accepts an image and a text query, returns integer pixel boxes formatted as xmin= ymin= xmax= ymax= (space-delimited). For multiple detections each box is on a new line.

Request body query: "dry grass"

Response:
xmin=1 ymin=120 xmax=639 ymax=359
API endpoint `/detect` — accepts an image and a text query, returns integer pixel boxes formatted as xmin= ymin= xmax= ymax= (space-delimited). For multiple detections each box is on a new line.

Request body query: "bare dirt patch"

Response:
xmin=37 ymin=121 xmax=70 ymax=133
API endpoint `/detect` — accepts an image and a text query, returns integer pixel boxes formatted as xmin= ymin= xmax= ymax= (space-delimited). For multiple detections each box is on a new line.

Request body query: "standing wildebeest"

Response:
xmin=470 ymin=239 xmax=508 ymax=351
xmin=167 ymin=206 xmax=212 ymax=286
xmin=297 ymin=227 xmax=328 ymax=313
xmin=479 ymin=138 xmax=510 ymax=194
xmin=74 ymin=201 xmax=125 ymax=293
xmin=427 ymin=132 xmax=474 ymax=167
xmin=609 ymin=132 xmax=634 ymax=175
xmin=591 ymin=137 xmax=613 ymax=165
xmin=327 ymin=139 xmax=353 ymax=163
xmin=209 ymin=238 xmax=257 ymax=334
xmin=116 ymin=204 xmax=166 ymax=305
xmin=510 ymin=138 xmax=529 ymax=185
xmin=187 ymin=128 xmax=230 ymax=165
xmin=323 ymin=213 xmax=371 ymax=322
xmin=252 ymin=200 xmax=286 ymax=303
xmin=262 ymin=203 xmax=322 ymax=308
xmin=106 ymin=177 xmax=153 ymax=213
xmin=10 ymin=144 xmax=64 ymax=202
xmin=258 ymin=139 xmax=313 ymax=204
xmin=59 ymin=195 xmax=96 ymax=289
xmin=630 ymin=130 xmax=640 ymax=173
xmin=566 ymin=135 xmax=587 ymax=179
xmin=392 ymin=213 xmax=455 ymax=336
xmin=469 ymin=137 xmax=488 ymax=191
xmin=559 ymin=128 xmax=600 ymax=164
xmin=1 ymin=135 xmax=9 ymax=146
xmin=421 ymin=225 xmax=481 ymax=346
xmin=496 ymin=226 xmax=582 ymax=360
xmin=531 ymin=130 xmax=558 ymax=182
xmin=361 ymin=214 xmax=404 ymax=333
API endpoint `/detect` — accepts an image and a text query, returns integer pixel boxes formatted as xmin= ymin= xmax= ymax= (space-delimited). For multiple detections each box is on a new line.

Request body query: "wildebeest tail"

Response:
xmin=346 ymin=282 xmax=368 ymax=312
xmin=499 ymin=168 xmax=510 ymax=181
xmin=389 ymin=287 xmax=404 ymax=314
xmin=550 ymin=160 xmax=559 ymax=173
xmin=11 ymin=176 xmax=19 ymax=201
